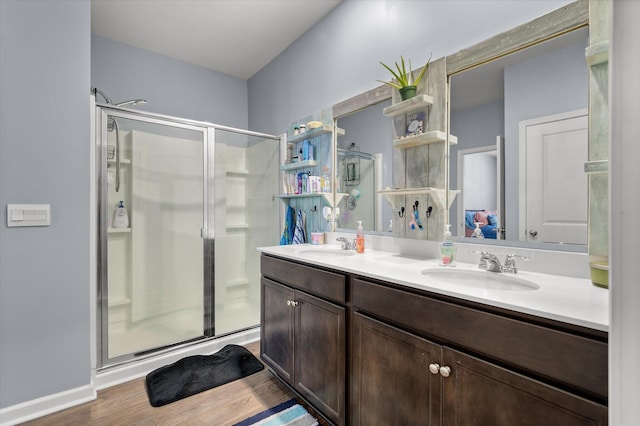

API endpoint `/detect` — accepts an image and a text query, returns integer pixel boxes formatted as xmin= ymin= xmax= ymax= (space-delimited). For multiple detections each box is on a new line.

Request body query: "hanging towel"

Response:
xmin=292 ymin=210 xmax=307 ymax=244
xmin=280 ymin=206 xmax=295 ymax=245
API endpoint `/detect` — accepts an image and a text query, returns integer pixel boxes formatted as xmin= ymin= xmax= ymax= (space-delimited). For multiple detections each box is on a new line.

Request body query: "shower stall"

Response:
xmin=95 ymin=103 xmax=281 ymax=368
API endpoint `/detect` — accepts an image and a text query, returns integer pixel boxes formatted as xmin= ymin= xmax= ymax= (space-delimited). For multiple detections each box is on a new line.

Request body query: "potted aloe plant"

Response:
xmin=378 ymin=54 xmax=432 ymax=100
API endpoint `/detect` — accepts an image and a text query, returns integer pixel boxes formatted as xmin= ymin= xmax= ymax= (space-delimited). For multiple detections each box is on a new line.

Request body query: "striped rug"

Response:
xmin=233 ymin=398 xmax=319 ymax=426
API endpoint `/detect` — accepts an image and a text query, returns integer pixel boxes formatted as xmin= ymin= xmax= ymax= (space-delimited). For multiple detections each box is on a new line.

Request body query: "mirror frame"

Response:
xmin=330 ymin=0 xmax=595 ymax=251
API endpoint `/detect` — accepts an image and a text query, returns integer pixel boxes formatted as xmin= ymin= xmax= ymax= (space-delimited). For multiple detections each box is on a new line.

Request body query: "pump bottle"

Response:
xmin=439 ymin=224 xmax=456 ymax=266
xmin=356 ymin=220 xmax=365 ymax=253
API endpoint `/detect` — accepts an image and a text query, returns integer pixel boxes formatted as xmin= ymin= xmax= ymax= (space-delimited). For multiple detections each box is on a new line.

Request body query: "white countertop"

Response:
xmin=258 ymin=244 xmax=609 ymax=332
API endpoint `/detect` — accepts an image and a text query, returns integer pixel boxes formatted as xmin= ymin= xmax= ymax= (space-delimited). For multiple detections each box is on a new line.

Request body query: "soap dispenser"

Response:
xmin=472 ymin=222 xmax=485 ymax=238
xmin=439 ymin=224 xmax=456 ymax=267
xmin=356 ymin=220 xmax=365 ymax=253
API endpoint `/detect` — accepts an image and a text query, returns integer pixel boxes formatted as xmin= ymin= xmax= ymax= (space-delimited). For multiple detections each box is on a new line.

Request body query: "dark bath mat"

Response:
xmin=145 ymin=344 xmax=264 ymax=407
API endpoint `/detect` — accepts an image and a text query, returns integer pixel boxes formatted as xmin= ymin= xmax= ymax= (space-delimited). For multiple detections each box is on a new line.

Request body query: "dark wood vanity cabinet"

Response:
xmin=351 ymin=277 xmax=608 ymax=426
xmin=260 ymin=255 xmax=346 ymax=425
xmin=260 ymin=254 xmax=607 ymax=425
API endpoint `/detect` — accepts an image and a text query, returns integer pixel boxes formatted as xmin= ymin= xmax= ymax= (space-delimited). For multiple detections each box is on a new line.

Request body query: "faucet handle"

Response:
xmin=505 ymin=253 xmax=530 ymax=262
xmin=504 ymin=253 xmax=529 ymax=273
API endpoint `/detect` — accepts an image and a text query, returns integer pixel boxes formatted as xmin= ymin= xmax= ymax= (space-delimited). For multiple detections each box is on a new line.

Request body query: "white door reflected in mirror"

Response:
xmin=519 ymin=109 xmax=588 ymax=245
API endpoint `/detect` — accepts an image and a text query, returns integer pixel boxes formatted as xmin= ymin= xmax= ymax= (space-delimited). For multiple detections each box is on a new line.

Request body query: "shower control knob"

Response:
xmin=428 ymin=363 xmax=440 ymax=375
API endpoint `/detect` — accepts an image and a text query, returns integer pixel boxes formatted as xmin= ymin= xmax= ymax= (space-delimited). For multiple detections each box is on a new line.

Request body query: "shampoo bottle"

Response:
xmin=113 ymin=201 xmax=129 ymax=229
xmin=439 ymin=224 xmax=456 ymax=266
xmin=356 ymin=220 xmax=365 ymax=253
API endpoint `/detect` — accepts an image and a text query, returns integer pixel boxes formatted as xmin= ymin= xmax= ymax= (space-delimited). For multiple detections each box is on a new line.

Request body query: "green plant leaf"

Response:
xmin=413 ymin=53 xmax=432 ymax=88
xmin=379 ymin=53 xmax=432 ymax=89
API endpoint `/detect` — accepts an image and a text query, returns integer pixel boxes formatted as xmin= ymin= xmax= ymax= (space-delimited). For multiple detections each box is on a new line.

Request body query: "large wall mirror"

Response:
xmin=449 ymin=27 xmax=589 ymax=250
xmin=334 ymin=100 xmax=393 ymax=234
xmin=330 ymin=0 xmax=602 ymax=253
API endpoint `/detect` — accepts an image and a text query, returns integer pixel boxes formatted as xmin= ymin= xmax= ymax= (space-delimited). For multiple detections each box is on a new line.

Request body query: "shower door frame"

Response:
xmin=96 ymin=105 xmax=214 ymax=369
xmin=95 ymin=104 xmax=283 ymax=369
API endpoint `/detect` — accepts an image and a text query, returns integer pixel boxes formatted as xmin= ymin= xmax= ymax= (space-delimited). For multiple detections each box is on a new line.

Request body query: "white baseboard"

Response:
xmin=95 ymin=328 xmax=260 ymax=390
xmin=0 ymin=383 xmax=96 ymax=426
xmin=0 ymin=328 xmax=260 ymax=425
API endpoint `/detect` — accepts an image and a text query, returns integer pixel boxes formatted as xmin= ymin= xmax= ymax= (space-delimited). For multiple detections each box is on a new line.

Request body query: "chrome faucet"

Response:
xmin=336 ymin=237 xmax=356 ymax=250
xmin=473 ymin=251 xmax=529 ymax=273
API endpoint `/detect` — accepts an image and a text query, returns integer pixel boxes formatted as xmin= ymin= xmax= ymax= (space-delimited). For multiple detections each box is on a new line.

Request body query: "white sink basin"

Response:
xmin=299 ymin=246 xmax=356 ymax=257
xmin=421 ymin=268 xmax=539 ymax=291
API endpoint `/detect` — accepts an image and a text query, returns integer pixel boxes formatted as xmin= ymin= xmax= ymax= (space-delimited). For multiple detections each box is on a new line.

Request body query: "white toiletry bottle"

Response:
xmin=112 ymin=201 xmax=129 ymax=228
xmin=472 ymin=222 xmax=485 ymax=238
xmin=439 ymin=224 xmax=456 ymax=266
xmin=356 ymin=220 xmax=365 ymax=253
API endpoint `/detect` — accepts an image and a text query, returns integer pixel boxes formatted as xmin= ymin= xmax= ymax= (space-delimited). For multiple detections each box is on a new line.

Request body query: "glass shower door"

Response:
xmin=98 ymin=109 xmax=209 ymax=365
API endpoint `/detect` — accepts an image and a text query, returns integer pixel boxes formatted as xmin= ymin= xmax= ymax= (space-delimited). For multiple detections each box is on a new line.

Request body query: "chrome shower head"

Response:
xmin=115 ymin=99 xmax=147 ymax=108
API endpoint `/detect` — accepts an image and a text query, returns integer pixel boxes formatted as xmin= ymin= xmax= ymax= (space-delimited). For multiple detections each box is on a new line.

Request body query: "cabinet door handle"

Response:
xmin=286 ymin=300 xmax=299 ymax=307
xmin=439 ymin=366 xmax=451 ymax=377
xmin=428 ymin=363 xmax=440 ymax=375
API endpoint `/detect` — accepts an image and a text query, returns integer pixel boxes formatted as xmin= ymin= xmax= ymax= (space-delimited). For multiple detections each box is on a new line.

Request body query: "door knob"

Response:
xmin=428 ymin=363 xmax=440 ymax=375
xmin=528 ymin=229 xmax=538 ymax=239
xmin=439 ymin=366 xmax=451 ymax=377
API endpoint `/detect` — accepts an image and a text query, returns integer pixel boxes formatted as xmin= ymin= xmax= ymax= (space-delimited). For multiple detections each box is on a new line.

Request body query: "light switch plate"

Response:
xmin=7 ymin=204 xmax=51 ymax=227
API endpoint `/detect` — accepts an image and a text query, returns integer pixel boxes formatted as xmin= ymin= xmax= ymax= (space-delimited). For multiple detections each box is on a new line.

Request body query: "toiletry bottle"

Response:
xmin=321 ymin=167 xmax=331 ymax=193
xmin=472 ymin=222 xmax=485 ymax=238
xmin=113 ymin=201 xmax=129 ymax=229
xmin=356 ymin=220 xmax=365 ymax=253
xmin=439 ymin=224 xmax=456 ymax=266
xmin=302 ymin=140 xmax=310 ymax=161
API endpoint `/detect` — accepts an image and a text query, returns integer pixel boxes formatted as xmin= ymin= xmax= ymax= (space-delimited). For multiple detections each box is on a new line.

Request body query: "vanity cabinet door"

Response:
xmin=442 ymin=347 xmax=607 ymax=426
xmin=261 ymin=278 xmax=294 ymax=384
xmin=295 ymin=290 xmax=346 ymax=425
xmin=351 ymin=313 xmax=442 ymax=426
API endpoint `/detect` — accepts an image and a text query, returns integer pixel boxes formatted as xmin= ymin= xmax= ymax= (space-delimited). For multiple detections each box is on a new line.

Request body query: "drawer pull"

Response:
xmin=439 ymin=366 xmax=451 ymax=377
xmin=428 ymin=363 xmax=440 ymax=375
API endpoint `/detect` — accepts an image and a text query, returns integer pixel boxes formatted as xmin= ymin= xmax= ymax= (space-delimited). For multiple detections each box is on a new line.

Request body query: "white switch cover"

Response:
xmin=7 ymin=204 xmax=51 ymax=227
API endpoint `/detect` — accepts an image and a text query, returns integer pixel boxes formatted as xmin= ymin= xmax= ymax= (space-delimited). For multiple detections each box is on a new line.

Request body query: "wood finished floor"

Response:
xmin=22 ymin=342 xmax=329 ymax=426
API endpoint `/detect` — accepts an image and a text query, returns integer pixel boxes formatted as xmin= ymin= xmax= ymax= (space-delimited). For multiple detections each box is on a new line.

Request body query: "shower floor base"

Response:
xmin=107 ymin=302 xmax=259 ymax=359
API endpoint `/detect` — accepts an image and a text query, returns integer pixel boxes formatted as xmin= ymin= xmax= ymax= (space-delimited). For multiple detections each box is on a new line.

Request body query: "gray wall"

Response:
xmin=92 ymin=35 xmax=248 ymax=129
xmin=248 ymin=0 xmax=573 ymax=135
xmin=0 ymin=0 xmax=91 ymax=408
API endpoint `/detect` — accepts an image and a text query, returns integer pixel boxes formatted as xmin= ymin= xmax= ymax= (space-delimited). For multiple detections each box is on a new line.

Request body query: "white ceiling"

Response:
xmin=91 ymin=0 xmax=342 ymax=80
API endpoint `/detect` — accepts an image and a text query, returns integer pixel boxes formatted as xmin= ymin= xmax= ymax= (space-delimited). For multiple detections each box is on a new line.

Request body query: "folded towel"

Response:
xmin=292 ymin=209 xmax=307 ymax=244
xmin=280 ymin=206 xmax=295 ymax=245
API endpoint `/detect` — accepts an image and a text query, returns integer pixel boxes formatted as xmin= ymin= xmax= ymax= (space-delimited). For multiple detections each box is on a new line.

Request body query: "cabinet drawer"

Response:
xmin=352 ymin=278 xmax=607 ymax=400
xmin=261 ymin=255 xmax=346 ymax=304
